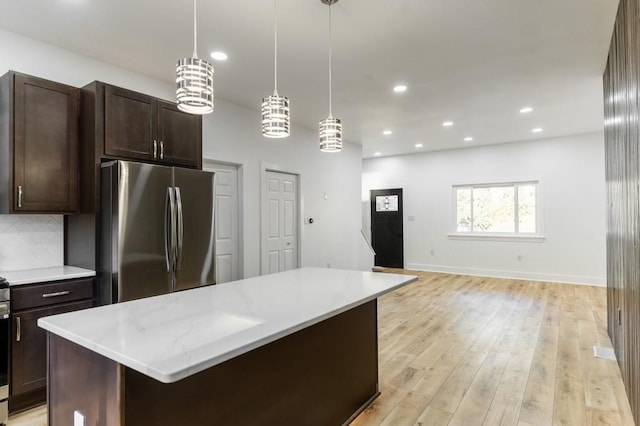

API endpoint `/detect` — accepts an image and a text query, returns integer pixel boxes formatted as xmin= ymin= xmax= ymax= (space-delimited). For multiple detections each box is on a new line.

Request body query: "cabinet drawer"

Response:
xmin=12 ymin=279 xmax=94 ymax=311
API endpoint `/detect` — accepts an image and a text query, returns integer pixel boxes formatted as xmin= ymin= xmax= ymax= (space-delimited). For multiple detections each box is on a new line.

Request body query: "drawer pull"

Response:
xmin=42 ymin=291 xmax=70 ymax=298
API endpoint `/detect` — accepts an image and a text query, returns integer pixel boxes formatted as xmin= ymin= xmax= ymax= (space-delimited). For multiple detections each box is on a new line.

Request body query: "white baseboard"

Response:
xmin=405 ymin=263 xmax=605 ymax=287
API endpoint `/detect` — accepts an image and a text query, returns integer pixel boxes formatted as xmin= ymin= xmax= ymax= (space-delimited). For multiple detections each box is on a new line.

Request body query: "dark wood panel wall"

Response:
xmin=604 ymin=0 xmax=640 ymax=423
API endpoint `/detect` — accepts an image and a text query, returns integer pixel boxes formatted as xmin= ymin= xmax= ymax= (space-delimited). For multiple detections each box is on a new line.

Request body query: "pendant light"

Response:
xmin=262 ymin=0 xmax=290 ymax=138
xmin=319 ymin=0 xmax=342 ymax=152
xmin=176 ymin=0 xmax=214 ymax=114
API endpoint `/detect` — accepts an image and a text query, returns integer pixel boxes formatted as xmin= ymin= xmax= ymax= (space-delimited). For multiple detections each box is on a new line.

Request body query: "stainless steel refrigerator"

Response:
xmin=100 ymin=160 xmax=215 ymax=303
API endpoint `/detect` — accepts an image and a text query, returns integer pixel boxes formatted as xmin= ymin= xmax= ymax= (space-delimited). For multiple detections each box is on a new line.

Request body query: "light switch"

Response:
xmin=74 ymin=411 xmax=86 ymax=426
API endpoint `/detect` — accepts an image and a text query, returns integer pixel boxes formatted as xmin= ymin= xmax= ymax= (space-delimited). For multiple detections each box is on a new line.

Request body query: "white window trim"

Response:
xmin=447 ymin=233 xmax=545 ymax=242
xmin=450 ymin=180 xmax=544 ymax=241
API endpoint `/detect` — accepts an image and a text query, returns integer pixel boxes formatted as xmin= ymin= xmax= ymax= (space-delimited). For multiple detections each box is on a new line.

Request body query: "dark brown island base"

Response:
xmin=39 ymin=268 xmax=417 ymax=426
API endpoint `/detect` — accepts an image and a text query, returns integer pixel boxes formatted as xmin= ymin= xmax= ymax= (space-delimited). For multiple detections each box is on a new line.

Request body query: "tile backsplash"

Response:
xmin=0 ymin=215 xmax=64 ymax=271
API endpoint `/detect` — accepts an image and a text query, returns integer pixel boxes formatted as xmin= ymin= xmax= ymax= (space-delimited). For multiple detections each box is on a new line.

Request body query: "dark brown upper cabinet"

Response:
xmin=79 ymin=82 xmax=202 ymax=213
xmin=100 ymin=82 xmax=201 ymax=167
xmin=104 ymin=85 xmax=156 ymax=161
xmin=0 ymin=71 xmax=79 ymax=214
xmin=156 ymin=100 xmax=202 ymax=167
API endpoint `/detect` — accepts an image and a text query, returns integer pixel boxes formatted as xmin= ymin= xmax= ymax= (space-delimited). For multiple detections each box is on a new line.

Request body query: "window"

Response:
xmin=453 ymin=182 xmax=539 ymax=237
xmin=376 ymin=195 xmax=399 ymax=212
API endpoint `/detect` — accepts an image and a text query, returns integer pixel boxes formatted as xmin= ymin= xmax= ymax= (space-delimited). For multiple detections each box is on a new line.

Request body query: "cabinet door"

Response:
xmin=157 ymin=101 xmax=202 ymax=168
xmin=104 ymin=85 xmax=155 ymax=161
xmin=11 ymin=300 xmax=93 ymax=397
xmin=13 ymin=74 xmax=79 ymax=213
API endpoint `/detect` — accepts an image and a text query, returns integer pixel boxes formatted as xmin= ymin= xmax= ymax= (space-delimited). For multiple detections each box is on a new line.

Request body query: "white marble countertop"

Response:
xmin=38 ymin=267 xmax=416 ymax=384
xmin=0 ymin=265 xmax=96 ymax=286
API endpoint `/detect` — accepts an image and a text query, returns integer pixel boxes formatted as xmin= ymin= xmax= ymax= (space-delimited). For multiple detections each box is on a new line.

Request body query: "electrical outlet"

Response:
xmin=430 ymin=250 xmax=435 ymax=256
xmin=327 ymin=262 xmax=331 ymax=268
xmin=517 ymin=255 xmax=523 ymax=262
xmin=74 ymin=411 xmax=86 ymax=426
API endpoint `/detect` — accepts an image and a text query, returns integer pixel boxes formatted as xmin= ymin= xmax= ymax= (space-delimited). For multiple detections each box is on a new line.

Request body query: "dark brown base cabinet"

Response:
xmin=9 ymin=279 xmax=94 ymax=413
xmin=0 ymin=71 xmax=79 ymax=214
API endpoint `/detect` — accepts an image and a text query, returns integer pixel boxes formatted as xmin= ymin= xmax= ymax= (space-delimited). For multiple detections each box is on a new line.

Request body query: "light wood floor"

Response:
xmin=8 ymin=271 xmax=635 ymax=426
xmin=353 ymin=271 xmax=634 ymax=426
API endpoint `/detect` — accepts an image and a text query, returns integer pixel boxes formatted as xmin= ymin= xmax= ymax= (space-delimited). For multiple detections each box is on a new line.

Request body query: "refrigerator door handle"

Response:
xmin=165 ymin=187 xmax=177 ymax=272
xmin=175 ymin=187 xmax=184 ymax=271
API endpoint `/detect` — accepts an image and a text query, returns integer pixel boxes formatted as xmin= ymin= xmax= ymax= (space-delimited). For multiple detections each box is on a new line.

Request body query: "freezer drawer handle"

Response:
xmin=42 ymin=291 xmax=71 ymax=298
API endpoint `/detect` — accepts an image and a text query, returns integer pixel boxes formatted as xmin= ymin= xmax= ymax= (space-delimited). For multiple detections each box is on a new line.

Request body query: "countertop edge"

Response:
xmin=2 ymin=266 xmax=96 ymax=286
xmin=39 ymin=273 xmax=418 ymax=383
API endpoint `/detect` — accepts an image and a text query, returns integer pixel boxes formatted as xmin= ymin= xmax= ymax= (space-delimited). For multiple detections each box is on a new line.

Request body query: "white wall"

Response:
xmin=202 ymin=101 xmax=363 ymax=277
xmin=0 ymin=29 xmax=365 ymax=276
xmin=363 ymin=132 xmax=606 ymax=286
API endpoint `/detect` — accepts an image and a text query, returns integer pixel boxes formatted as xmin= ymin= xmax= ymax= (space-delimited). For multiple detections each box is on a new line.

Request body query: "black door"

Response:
xmin=370 ymin=189 xmax=403 ymax=268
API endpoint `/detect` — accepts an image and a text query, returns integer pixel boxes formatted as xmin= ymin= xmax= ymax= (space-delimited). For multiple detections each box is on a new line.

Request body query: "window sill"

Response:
xmin=447 ymin=233 xmax=546 ymax=242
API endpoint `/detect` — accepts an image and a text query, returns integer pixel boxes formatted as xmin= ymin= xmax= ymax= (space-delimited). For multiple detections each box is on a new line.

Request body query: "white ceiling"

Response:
xmin=0 ymin=0 xmax=619 ymax=158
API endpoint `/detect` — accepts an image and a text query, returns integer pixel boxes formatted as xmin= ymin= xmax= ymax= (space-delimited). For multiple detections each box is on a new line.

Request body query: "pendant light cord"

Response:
xmin=193 ymin=0 xmax=198 ymax=59
xmin=328 ymin=1 xmax=333 ymax=117
xmin=274 ymin=0 xmax=279 ymax=94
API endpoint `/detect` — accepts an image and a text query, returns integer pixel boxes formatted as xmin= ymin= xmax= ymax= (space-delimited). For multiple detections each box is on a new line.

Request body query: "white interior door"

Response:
xmin=262 ymin=171 xmax=298 ymax=275
xmin=205 ymin=162 xmax=240 ymax=283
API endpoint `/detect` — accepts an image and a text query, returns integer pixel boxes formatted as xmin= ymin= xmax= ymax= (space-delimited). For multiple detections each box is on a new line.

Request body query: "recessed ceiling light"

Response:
xmin=464 ymin=137 xmax=473 ymax=142
xmin=520 ymin=107 xmax=533 ymax=114
xmin=532 ymin=128 xmax=543 ymax=133
xmin=442 ymin=121 xmax=454 ymax=127
xmin=383 ymin=130 xmax=393 ymax=135
xmin=210 ymin=51 xmax=228 ymax=61
xmin=415 ymin=143 xmax=423 ymax=148
xmin=374 ymin=152 xmax=382 ymax=156
xmin=393 ymin=84 xmax=408 ymax=93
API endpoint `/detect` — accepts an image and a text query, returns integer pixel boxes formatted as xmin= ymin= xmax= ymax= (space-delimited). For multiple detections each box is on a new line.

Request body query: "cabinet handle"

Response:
xmin=42 ymin=291 xmax=70 ymax=298
xmin=160 ymin=141 xmax=164 ymax=160
xmin=17 ymin=185 xmax=23 ymax=208
xmin=16 ymin=317 xmax=21 ymax=342
xmin=153 ymin=140 xmax=158 ymax=159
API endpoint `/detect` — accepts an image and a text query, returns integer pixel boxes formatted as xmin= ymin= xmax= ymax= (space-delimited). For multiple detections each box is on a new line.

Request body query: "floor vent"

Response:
xmin=593 ymin=345 xmax=616 ymax=360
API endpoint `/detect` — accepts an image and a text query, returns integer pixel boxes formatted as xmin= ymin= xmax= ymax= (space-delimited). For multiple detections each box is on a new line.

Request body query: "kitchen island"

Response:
xmin=38 ymin=267 xmax=417 ymax=426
